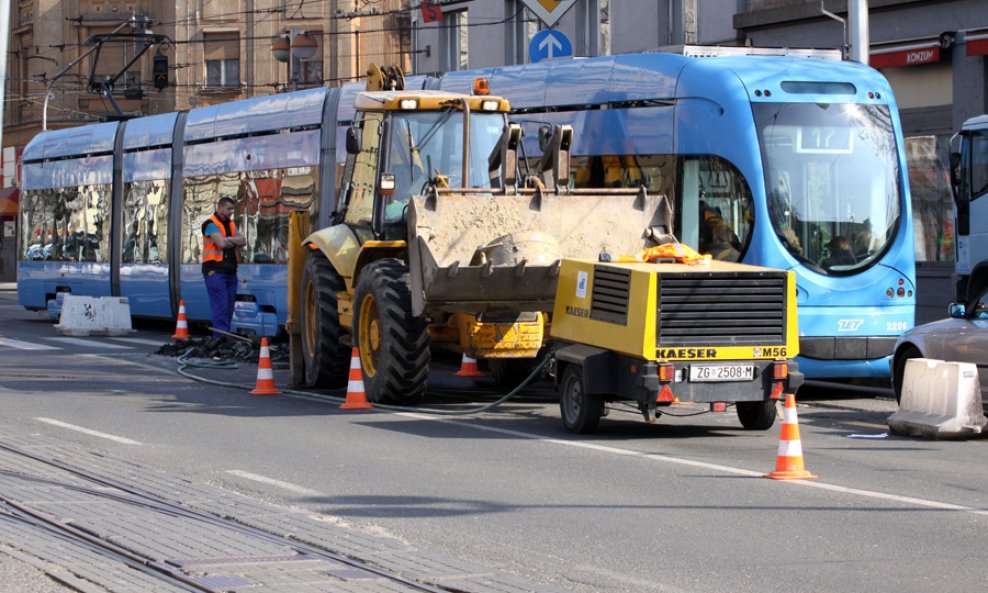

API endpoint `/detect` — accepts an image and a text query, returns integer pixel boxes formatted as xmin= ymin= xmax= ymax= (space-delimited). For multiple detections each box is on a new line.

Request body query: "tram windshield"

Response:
xmin=754 ymin=103 xmax=901 ymax=275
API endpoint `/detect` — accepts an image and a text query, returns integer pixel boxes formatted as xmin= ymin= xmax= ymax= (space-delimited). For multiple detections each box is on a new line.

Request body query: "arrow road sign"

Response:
xmin=529 ymin=30 xmax=573 ymax=63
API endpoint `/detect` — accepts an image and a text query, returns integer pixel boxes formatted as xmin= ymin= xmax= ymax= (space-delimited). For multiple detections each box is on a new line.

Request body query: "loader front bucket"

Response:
xmin=406 ymin=188 xmax=672 ymax=317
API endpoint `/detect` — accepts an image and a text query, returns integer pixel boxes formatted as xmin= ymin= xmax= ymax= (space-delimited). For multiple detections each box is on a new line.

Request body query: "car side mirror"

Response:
xmin=346 ymin=125 xmax=361 ymax=155
xmin=948 ymin=302 xmax=966 ymax=318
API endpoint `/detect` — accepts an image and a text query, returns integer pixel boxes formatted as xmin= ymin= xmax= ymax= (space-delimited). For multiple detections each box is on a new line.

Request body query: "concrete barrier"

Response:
xmin=887 ymin=358 xmax=986 ymax=439
xmin=54 ymin=295 xmax=134 ymax=337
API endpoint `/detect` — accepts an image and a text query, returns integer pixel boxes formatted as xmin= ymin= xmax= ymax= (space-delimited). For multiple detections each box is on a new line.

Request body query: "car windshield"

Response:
xmin=753 ymin=103 xmax=902 ymax=275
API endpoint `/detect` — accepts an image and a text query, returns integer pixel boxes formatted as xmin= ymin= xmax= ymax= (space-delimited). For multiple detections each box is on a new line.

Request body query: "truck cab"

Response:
xmin=951 ymin=115 xmax=988 ymax=305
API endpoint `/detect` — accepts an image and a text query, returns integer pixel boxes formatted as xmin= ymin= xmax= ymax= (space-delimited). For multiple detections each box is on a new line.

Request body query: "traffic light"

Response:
xmin=153 ymin=54 xmax=169 ymax=90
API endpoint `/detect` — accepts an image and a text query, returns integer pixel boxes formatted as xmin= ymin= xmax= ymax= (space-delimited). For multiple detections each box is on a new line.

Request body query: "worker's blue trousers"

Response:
xmin=203 ymin=270 xmax=238 ymax=337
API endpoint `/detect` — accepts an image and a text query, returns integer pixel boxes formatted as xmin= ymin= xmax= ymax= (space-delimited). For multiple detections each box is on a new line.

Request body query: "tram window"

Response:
xmin=20 ymin=185 xmax=110 ymax=262
xmin=681 ymin=156 xmax=753 ymax=262
xmin=183 ymin=172 xmax=240 ymax=264
xmin=122 ymin=180 xmax=169 ymax=263
xmin=183 ymin=168 xmax=317 ymax=265
xmin=239 ymin=168 xmax=316 ymax=264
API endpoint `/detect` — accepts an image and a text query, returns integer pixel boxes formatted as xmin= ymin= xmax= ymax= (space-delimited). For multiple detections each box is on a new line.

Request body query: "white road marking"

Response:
xmin=81 ymin=354 xmax=178 ymax=377
xmin=394 ymin=411 xmax=988 ymax=518
xmin=226 ymin=470 xmax=323 ymax=496
xmin=36 ymin=417 xmax=141 ymax=445
xmin=0 ymin=337 xmax=60 ymax=350
xmin=110 ymin=337 xmax=170 ymax=347
xmin=47 ymin=337 xmax=132 ymax=349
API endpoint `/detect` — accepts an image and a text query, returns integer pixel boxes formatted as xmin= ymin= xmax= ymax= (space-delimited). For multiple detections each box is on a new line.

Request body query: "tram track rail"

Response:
xmin=0 ymin=442 xmax=462 ymax=593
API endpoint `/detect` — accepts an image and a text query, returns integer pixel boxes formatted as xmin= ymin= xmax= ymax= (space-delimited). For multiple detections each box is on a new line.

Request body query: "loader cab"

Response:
xmin=338 ymin=91 xmax=511 ymax=240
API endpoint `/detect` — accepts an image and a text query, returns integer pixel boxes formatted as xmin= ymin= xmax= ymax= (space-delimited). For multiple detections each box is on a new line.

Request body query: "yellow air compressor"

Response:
xmin=550 ymin=257 xmax=802 ymax=433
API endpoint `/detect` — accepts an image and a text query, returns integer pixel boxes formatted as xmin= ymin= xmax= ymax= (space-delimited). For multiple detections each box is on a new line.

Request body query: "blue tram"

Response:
xmin=440 ymin=51 xmax=915 ymax=379
xmin=17 ymin=79 xmax=433 ymax=336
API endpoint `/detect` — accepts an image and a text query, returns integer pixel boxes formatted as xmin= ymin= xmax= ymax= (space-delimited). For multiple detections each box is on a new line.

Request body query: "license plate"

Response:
xmin=689 ymin=364 xmax=754 ymax=382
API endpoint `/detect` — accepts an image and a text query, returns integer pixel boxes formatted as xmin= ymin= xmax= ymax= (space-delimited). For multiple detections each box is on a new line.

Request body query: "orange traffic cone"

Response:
xmin=171 ymin=300 xmax=190 ymax=339
xmin=341 ymin=347 xmax=373 ymax=410
xmin=454 ymin=353 xmax=484 ymax=377
xmin=764 ymin=393 xmax=816 ymax=480
xmin=249 ymin=337 xmax=282 ymax=395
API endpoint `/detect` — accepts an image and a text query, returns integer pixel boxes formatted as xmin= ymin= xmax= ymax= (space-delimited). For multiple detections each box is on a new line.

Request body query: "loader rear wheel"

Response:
xmin=300 ymin=251 xmax=350 ymax=388
xmin=354 ymin=259 xmax=430 ymax=405
xmin=559 ymin=365 xmax=603 ymax=434
xmin=736 ymin=400 xmax=777 ymax=430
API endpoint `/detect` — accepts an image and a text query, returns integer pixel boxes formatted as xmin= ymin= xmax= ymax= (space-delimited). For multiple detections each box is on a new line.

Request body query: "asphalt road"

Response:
xmin=1 ymin=290 xmax=987 ymax=593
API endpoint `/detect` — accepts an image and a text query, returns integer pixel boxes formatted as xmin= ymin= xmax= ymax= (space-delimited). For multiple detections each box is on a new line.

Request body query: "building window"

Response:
xmin=440 ymin=10 xmax=468 ymax=71
xmin=88 ymin=26 xmax=141 ymax=91
xmin=203 ymin=32 xmax=240 ymax=89
xmin=297 ymin=31 xmax=324 ymax=89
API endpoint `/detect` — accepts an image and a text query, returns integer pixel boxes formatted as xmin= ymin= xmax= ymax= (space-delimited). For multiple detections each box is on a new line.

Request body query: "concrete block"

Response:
xmin=54 ymin=295 xmax=134 ymax=337
xmin=887 ymin=358 xmax=986 ymax=439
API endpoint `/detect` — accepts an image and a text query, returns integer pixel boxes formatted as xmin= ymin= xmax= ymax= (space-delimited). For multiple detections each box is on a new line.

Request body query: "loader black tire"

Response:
xmin=736 ymin=400 xmax=777 ymax=430
xmin=300 ymin=251 xmax=350 ymax=388
xmin=353 ymin=259 xmax=430 ymax=405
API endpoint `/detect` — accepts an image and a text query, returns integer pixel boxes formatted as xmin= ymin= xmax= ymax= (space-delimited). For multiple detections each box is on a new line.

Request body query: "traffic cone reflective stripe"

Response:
xmin=171 ymin=300 xmax=190 ymax=339
xmin=454 ymin=354 xmax=484 ymax=377
xmin=250 ymin=337 xmax=282 ymax=395
xmin=341 ymin=347 xmax=373 ymax=410
xmin=764 ymin=393 xmax=816 ymax=480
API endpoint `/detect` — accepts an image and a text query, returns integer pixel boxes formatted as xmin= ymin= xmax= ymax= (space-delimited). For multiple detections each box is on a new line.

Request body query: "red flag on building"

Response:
xmin=422 ymin=0 xmax=443 ymax=23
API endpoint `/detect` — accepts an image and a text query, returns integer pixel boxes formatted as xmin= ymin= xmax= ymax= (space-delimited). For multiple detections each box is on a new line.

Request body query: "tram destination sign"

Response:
xmin=520 ymin=0 xmax=577 ymax=27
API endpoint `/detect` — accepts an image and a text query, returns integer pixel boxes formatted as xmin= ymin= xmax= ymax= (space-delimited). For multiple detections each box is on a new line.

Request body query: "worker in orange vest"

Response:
xmin=202 ymin=197 xmax=246 ymax=338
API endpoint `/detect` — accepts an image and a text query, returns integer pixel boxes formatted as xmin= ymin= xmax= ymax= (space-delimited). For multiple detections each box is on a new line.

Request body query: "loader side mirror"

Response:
xmin=346 ymin=125 xmax=361 ymax=155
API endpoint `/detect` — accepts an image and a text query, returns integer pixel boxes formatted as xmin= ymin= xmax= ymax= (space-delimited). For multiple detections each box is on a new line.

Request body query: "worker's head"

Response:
xmin=216 ymin=197 xmax=236 ymax=221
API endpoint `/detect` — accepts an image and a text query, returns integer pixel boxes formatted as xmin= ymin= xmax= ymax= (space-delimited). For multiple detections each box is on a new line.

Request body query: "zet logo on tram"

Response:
xmin=836 ymin=319 xmax=864 ymax=332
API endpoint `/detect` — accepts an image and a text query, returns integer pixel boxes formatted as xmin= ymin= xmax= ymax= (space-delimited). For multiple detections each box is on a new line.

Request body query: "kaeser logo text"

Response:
xmin=837 ymin=319 xmax=864 ymax=331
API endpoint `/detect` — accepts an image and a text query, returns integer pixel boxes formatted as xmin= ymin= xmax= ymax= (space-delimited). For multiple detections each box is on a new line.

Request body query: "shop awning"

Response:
xmin=0 ymin=187 xmax=19 ymax=217
xmin=966 ymin=33 xmax=988 ymax=57
xmin=870 ymin=42 xmax=941 ymax=69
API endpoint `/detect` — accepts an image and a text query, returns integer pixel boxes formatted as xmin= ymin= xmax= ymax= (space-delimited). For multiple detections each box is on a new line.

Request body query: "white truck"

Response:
xmin=950 ymin=115 xmax=988 ymax=306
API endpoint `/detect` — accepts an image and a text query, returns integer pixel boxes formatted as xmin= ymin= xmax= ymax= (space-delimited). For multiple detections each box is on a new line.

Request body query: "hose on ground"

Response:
xmin=175 ymin=349 xmax=551 ymax=415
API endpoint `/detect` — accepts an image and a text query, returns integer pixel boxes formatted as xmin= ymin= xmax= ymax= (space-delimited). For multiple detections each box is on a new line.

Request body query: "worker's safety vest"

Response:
xmin=201 ymin=213 xmax=238 ymax=274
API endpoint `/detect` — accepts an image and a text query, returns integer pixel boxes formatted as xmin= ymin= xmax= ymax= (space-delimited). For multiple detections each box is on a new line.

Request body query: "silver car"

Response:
xmin=891 ymin=284 xmax=988 ymax=403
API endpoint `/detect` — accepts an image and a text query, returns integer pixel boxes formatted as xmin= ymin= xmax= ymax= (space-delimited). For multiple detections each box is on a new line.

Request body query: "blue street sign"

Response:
xmin=529 ymin=30 xmax=573 ymax=63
